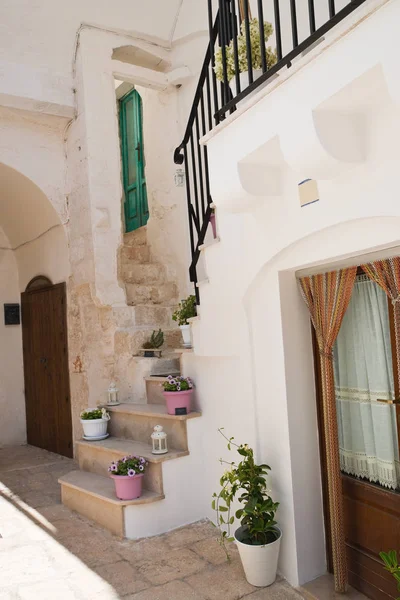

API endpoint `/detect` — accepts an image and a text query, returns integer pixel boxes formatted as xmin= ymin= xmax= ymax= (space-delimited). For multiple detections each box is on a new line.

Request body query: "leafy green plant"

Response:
xmin=163 ymin=375 xmax=193 ymax=392
xmin=214 ymin=19 xmax=277 ymax=83
xmin=143 ymin=329 xmax=164 ymax=349
xmin=380 ymin=550 xmax=400 ymax=598
xmin=172 ymin=295 xmax=197 ymax=326
xmin=212 ymin=428 xmax=279 ymax=558
xmin=80 ymin=408 xmax=110 ymax=421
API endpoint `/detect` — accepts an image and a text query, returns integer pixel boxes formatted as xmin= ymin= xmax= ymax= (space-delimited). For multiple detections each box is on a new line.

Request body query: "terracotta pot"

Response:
xmin=110 ymin=473 xmax=144 ymax=500
xmin=163 ymin=389 xmax=193 ymax=415
xmin=235 ymin=526 xmax=281 ymax=587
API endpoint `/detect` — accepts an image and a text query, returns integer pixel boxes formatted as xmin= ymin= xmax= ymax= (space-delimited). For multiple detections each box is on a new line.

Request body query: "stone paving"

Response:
xmin=0 ymin=445 xmax=305 ymax=600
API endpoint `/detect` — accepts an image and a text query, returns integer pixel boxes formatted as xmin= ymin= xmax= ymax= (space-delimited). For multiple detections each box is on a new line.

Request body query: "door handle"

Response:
xmin=377 ymin=398 xmax=400 ymax=405
xmin=135 ymin=141 xmax=141 ymax=162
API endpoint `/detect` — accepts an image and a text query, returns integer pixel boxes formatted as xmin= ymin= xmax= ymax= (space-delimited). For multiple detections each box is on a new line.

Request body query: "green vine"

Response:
xmin=212 ymin=428 xmax=279 ymax=558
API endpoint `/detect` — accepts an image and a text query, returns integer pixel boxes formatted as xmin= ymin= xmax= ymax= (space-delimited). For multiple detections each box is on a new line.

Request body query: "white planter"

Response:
xmin=235 ymin=526 xmax=281 ymax=587
xmin=229 ymin=69 xmax=263 ymax=101
xmin=80 ymin=418 xmax=109 ymax=438
xmin=180 ymin=324 xmax=191 ymax=348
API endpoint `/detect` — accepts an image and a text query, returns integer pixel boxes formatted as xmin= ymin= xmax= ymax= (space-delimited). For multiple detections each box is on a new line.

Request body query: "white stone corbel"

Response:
xmin=112 ymin=60 xmax=169 ymax=91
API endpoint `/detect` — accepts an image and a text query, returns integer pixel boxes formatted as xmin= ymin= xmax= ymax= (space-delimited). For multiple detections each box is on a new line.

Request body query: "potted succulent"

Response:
xmin=141 ymin=329 xmax=164 ymax=357
xmin=162 ymin=375 xmax=194 ymax=415
xmin=172 ymin=295 xmax=197 ymax=348
xmin=80 ymin=407 xmax=110 ymax=440
xmin=212 ymin=429 xmax=281 ymax=587
xmin=109 ymin=455 xmax=148 ymax=500
xmin=214 ymin=18 xmax=277 ymax=98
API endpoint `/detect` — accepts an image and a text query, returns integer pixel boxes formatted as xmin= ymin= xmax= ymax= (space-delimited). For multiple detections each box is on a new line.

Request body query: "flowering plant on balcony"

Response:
xmin=108 ymin=455 xmax=148 ymax=476
xmin=163 ymin=375 xmax=193 ymax=392
xmin=214 ymin=18 xmax=277 ymax=82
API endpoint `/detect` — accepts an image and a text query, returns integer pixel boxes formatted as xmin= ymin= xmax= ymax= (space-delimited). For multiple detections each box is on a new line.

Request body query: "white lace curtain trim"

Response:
xmin=339 ymin=448 xmax=400 ymax=490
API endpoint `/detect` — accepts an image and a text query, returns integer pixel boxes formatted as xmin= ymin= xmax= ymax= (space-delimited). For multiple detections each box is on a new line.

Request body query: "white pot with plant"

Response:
xmin=212 ymin=428 xmax=281 ymax=587
xmin=80 ymin=407 xmax=110 ymax=440
xmin=214 ymin=18 xmax=277 ymax=101
xmin=172 ymin=295 xmax=197 ymax=348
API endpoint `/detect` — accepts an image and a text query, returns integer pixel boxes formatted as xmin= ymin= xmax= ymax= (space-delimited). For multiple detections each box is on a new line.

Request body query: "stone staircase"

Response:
xmin=59 ymin=375 xmax=202 ymax=539
xmin=59 ymin=226 xmax=204 ymax=538
xmin=114 ymin=226 xmax=184 ymax=401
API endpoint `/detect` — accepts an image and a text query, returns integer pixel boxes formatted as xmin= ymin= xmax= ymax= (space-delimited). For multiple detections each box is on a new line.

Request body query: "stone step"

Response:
xmin=145 ymin=376 xmax=172 ymax=405
xmin=126 ymin=282 xmax=179 ymax=306
xmin=124 ymin=227 xmax=147 ymax=246
xmin=76 ymin=437 xmax=188 ymax=494
xmin=115 ymin=327 xmax=182 ymax=357
xmin=122 ymin=263 xmax=165 ymax=285
xmin=133 ymin=305 xmax=174 ymax=328
xmin=120 ymin=244 xmax=151 ymax=264
xmin=59 ymin=470 xmax=164 ymax=537
xmin=106 ymin=403 xmax=201 ymax=452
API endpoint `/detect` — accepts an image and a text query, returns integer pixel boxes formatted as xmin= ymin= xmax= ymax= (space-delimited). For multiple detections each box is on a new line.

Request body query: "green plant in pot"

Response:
xmin=380 ymin=551 xmax=400 ymax=598
xmin=212 ymin=428 xmax=281 ymax=587
xmin=142 ymin=329 xmax=164 ymax=357
xmin=214 ymin=18 xmax=277 ymax=96
xmin=172 ymin=295 xmax=197 ymax=348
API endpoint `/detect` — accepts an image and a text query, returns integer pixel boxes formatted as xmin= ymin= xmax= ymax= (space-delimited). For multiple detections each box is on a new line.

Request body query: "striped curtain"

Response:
xmin=362 ymin=257 xmax=400 ymax=387
xmin=299 ymin=267 xmax=357 ymax=593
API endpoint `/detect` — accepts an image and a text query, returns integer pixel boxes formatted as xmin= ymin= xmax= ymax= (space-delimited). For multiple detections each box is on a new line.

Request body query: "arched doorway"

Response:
xmin=21 ymin=278 xmax=72 ymax=457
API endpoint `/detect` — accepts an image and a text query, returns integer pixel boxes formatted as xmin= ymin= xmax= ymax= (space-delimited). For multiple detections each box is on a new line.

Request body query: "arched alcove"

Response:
xmin=243 ymin=216 xmax=400 ymax=587
xmin=0 ymin=162 xmax=71 ymax=452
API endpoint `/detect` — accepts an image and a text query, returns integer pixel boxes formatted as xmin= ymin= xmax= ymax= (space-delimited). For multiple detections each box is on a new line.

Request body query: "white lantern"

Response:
xmin=107 ymin=382 xmax=119 ymax=406
xmin=151 ymin=425 xmax=168 ymax=454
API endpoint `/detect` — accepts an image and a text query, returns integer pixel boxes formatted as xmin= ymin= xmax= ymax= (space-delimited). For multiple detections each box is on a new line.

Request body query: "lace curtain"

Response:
xmin=334 ymin=275 xmax=400 ymax=489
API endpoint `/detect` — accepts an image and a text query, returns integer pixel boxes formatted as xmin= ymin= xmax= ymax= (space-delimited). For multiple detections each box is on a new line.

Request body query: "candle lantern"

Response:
xmin=151 ymin=425 xmax=168 ymax=454
xmin=107 ymin=382 xmax=119 ymax=406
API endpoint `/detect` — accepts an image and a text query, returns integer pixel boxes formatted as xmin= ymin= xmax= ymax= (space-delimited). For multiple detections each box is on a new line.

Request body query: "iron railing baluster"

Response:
xmin=257 ymin=0 xmax=267 ymax=73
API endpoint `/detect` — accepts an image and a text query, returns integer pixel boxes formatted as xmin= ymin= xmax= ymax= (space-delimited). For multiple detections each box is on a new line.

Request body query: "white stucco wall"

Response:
xmin=0 ymin=227 xmax=25 ymax=447
xmin=181 ymin=0 xmax=399 ymax=588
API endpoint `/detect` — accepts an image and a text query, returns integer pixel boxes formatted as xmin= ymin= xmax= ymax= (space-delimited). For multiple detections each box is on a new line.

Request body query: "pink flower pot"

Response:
xmin=210 ymin=213 xmax=217 ymax=239
xmin=110 ymin=473 xmax=144 ymax=500
xmin=163 ymin=389 xmax=193 ymax=415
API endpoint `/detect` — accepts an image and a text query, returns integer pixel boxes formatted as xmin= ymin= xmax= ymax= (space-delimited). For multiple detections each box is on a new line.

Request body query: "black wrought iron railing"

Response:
xmin=175 ymin=0 xmax=368 ymax=302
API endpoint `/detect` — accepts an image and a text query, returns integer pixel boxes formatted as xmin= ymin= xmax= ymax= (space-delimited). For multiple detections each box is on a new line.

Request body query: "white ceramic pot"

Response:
xmin=229 ymin=69 xmax=263 ymax=100
xmin=180 ymin=324 xmax=191 ymax=348
xmin=235 ymin=526 xmax=281 ymax=587
xmin=80 ymin=418 xmax=109 ymax=438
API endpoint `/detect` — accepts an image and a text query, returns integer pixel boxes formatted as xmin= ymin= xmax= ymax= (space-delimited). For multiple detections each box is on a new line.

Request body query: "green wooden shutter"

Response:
xmin=120 ymin=89 xmax=149 ymax=232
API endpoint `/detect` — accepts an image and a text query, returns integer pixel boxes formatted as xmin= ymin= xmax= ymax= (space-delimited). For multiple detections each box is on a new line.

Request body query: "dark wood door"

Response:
xmin=313 ymin=325 xmax=400 ymax=600
xmin=22 ymin=282 xmax=73 ymax=458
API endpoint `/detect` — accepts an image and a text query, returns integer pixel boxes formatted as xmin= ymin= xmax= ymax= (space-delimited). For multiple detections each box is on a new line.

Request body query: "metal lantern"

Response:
xmin=151 ymin=425 xmax=168 ymax=455
xmin=107 ymin=381 xmax=119 ymax=406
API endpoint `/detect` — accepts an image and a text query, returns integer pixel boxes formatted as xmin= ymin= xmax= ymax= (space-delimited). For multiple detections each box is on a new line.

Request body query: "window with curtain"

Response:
xmin=333 ymin=273 xmax=400 ymax=490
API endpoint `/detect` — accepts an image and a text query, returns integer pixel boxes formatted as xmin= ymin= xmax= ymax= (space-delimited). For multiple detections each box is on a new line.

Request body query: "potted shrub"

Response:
xmin=141 ymin=329 xmax=164 ymax=357
xmin=162 ymin=375 xmax=194 ymax=415
xmin=80 ymin=407 xmax=110 ymax=440
xmin=172 ymin=295 xmax=197 ymax=348
xmin=212 ymin=428 xmax=281 ymax=587
xmin=214 ymin=19 xmax=277 ymax=98
xmin=108 ymin=455 xmax=148 ymax=500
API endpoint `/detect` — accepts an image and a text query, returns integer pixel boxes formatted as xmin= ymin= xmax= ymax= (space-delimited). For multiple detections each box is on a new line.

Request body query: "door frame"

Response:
xmin=311 ymin=280 xmax=400 ymax=599
xmin=21 ymin=280 xmax=73 ymax=458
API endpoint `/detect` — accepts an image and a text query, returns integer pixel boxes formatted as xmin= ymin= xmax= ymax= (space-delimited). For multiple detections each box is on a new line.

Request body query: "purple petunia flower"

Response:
xmin=110 ymin=464 xmax=118 ymax=472
xmin=177 ymin=384 xmax=181 ymax=391
xmin=139 ymin=465 xmax=144 ymax=471
xmin=128 ymin=469 xmax=136 ymax=477
xmin=167 ymin=375 xmax=173 ymax=380
xmin=140 ymin=457 xmax=146 ymax=464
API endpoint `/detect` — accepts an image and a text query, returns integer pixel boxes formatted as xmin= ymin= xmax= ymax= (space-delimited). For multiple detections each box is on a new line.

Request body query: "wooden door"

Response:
xmin=313 ymin=294 xmax=400 ymax=600
xmin=22 ymin=282 xmax=73 ymax=458
xmin=120 ymin=89 xmax=149 ymax=233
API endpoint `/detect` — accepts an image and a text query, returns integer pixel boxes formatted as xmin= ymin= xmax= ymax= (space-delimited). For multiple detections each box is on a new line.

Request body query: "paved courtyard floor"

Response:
xmin=0 ymin=445 xmax=366 ymax=600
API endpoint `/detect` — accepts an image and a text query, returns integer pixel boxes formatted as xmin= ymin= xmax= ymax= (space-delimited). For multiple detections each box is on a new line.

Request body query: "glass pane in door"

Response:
xmin=333 ymin=273 xmax=400 ymax=490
